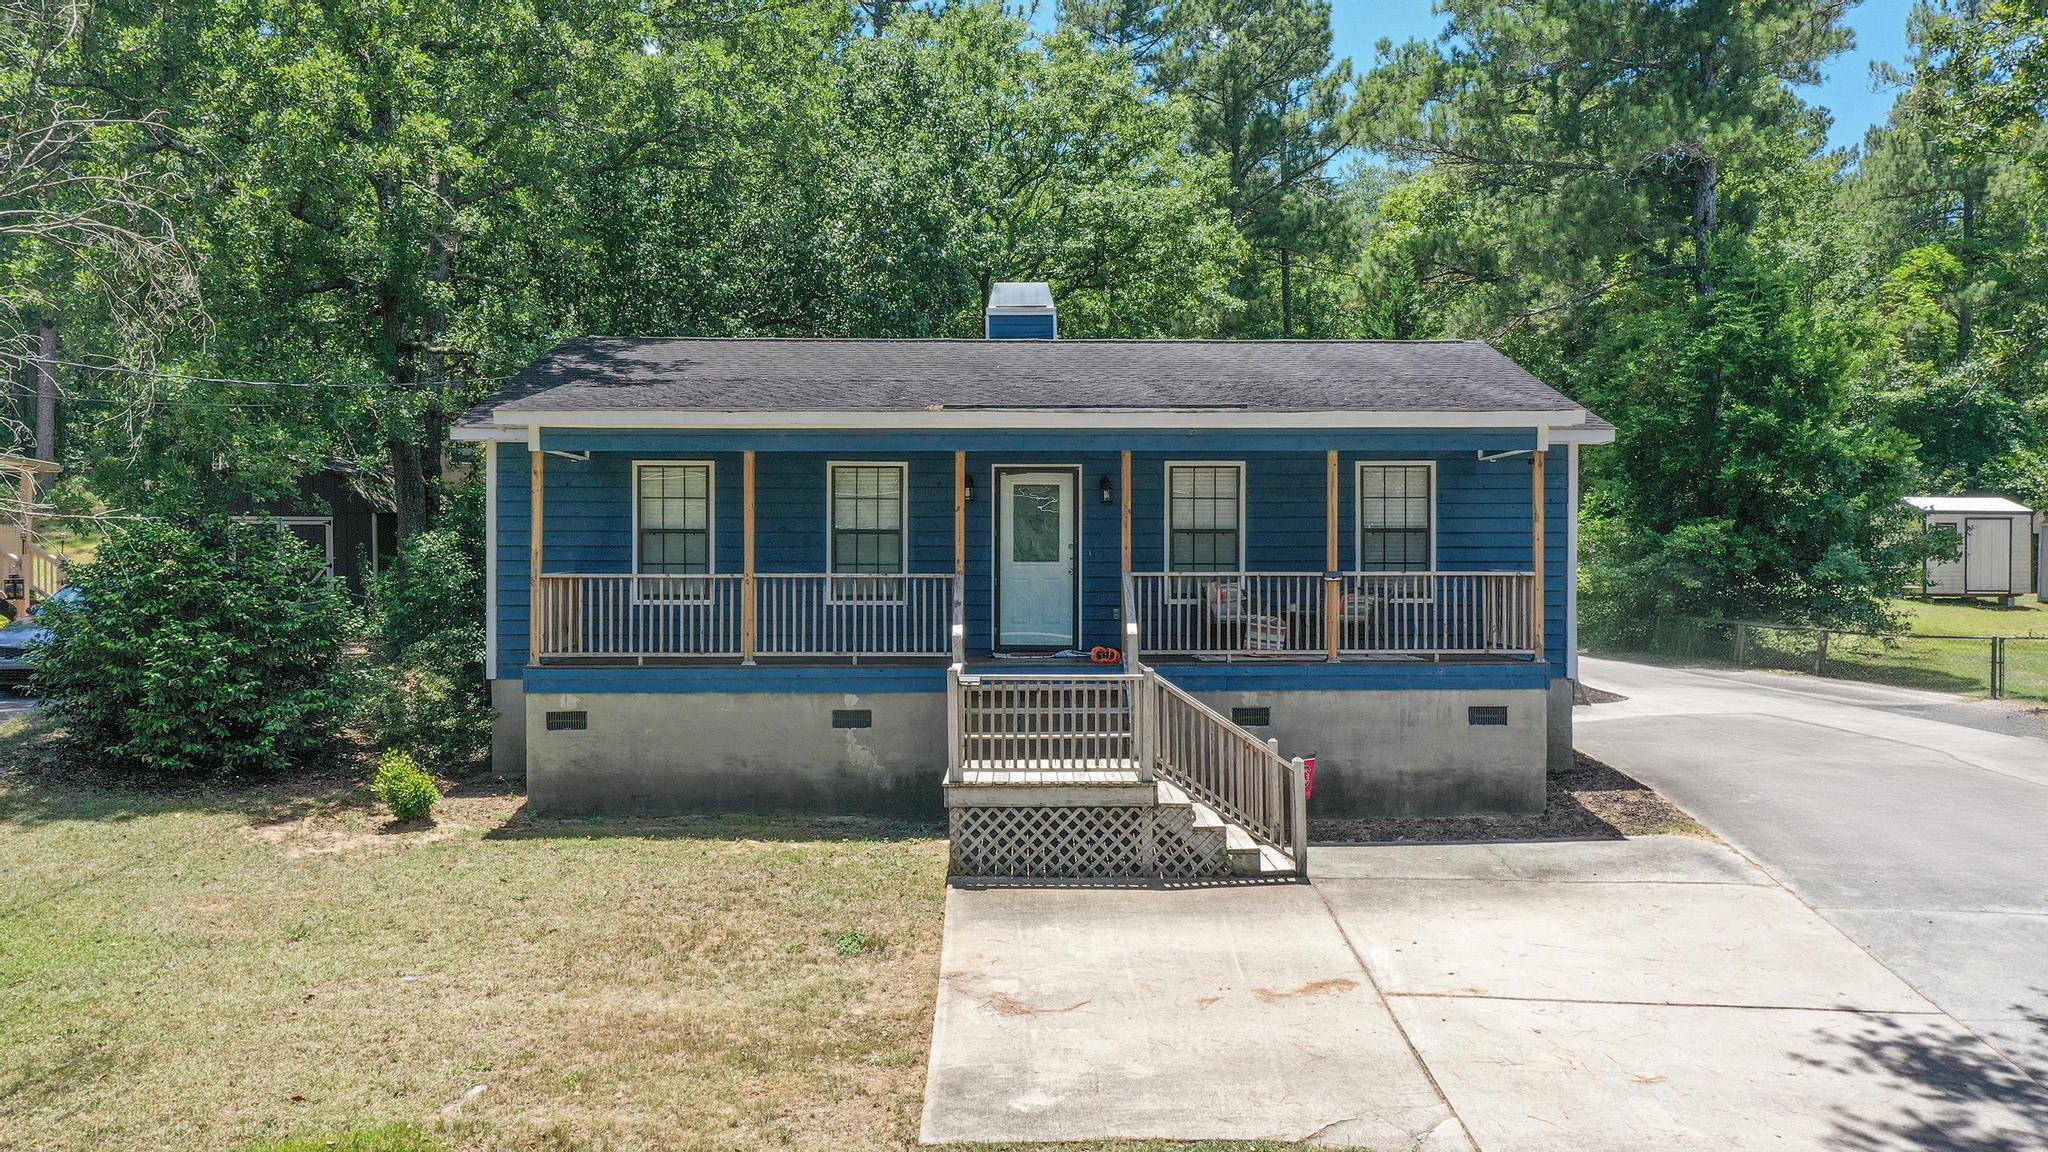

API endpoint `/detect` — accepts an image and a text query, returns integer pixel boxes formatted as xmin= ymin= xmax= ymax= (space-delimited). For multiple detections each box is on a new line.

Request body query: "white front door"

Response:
xmin=1965 ymin=517 xmax=2013 ymax=593
xmin=997 ymin=470 xmax=1077 ymax=649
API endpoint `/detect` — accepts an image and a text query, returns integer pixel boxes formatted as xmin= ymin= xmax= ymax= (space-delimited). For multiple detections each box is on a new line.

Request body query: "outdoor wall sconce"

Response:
xmin=1099 ymin=476 xmax=1114 ymax=504
xmin=964 ymin=474 xmax=976 ymax=503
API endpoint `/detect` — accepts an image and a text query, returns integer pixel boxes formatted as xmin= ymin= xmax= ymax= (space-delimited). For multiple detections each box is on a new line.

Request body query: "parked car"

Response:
xmin=0 ymin=586 xmax=78 ymax=689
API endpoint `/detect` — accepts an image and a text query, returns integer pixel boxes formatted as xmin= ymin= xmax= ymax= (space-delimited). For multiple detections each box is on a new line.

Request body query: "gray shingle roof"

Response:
xmin=460 ymin=337 xmax=1590 ymax=429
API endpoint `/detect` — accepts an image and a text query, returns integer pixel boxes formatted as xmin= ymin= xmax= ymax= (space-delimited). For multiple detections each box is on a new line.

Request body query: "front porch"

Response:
xmin=517 ymin=446 xmax=1549 ymax=668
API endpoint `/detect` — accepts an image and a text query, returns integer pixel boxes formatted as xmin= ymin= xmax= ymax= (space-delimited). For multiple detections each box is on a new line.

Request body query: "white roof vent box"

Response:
xmin=985 ymin=281 xmax=1056 ymax=340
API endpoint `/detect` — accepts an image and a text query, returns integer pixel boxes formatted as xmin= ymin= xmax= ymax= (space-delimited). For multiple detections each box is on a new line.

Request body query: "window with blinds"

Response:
xmin=1167 ymin=463 xmax=1243 ymax=573
xmin=830 ymin=462 xmax=907 ymax=600
xmin=636 ymin=463 xmax=713 ymax=574
xmin=1358 ymin=463 xmax=1433 ymax=572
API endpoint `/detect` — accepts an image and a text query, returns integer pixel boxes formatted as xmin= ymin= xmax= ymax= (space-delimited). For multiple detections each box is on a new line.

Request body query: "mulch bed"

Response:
xmin=1311 ymin=751 xmax=1713 ymax=844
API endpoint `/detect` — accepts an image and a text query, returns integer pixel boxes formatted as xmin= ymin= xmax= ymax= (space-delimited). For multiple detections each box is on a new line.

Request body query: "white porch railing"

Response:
xmin=1140 ymin=665 xmax=1306 ymax=868
xmin=944 ymin=660 xmax=1307 ymax=875
xmin=948 ymin=670 xmax=1143 ymax=775
xmin=1127 ymin=570 xmax=1537 ymax=658
xmin=532 ymin=572 xmax=957 ymax=661
xmin=754 ymin=573 xmax=957 ymax=658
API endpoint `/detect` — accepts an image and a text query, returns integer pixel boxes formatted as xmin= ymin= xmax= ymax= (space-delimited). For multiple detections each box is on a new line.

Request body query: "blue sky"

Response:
xmin=1327 ymin=0 xmax=1916 ymax=153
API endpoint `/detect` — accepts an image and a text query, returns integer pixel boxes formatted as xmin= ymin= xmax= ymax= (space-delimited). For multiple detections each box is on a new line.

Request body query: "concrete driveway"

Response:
xmin=1577 ymin=656 xmax=2048 ymax=1090
xmin=922 ymin=835 xmax=2048 ymax=1149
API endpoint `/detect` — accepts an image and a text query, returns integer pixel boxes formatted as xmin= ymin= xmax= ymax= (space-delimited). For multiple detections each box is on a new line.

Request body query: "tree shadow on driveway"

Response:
xmin=1804 ymin=997 xmax=2048 ymax=1152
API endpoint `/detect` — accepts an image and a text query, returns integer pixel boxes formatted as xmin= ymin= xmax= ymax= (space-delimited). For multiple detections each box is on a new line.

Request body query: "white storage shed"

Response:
xmin=1905 ymin=494 xmax=2038 ymax=604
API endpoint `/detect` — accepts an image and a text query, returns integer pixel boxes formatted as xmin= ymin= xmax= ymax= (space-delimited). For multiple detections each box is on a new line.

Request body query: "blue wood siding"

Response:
xmin=494 ymin=429 xmax=1574 ymax=681
xmin=986 ymin=313 xmax=1056 ymax=339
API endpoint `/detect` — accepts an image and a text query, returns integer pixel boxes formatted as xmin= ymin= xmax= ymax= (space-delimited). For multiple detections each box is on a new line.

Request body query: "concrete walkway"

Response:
xmin=922 ymin=835 xmax=2048 ymax=1149
xmin=1577 ymin=656 xmax=2048 ymax=1092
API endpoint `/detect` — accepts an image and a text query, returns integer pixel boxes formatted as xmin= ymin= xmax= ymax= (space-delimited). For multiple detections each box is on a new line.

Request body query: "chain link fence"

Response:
xmin=1626 ymin=618 xmax=2048 ymax=703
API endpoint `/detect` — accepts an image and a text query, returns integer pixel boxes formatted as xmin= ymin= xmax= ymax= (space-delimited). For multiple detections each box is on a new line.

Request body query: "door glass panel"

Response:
xmin=1011 ymin=484 xmax=1060 ymax=562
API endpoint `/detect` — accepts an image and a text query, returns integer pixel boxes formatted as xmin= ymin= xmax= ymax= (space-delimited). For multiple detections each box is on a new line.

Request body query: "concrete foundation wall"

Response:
xmin=1193 ymin=687 xmax=1548 ymax=817
xmin=525 ymin=690 xmax=947 ymax=817
xmin=1547 ymin=677 xmax=1575 ymax=774
xmin=491 ymin=678 xmax=527 ymax=783
xmin=518 ymin=684 xmax=1548 ymax=819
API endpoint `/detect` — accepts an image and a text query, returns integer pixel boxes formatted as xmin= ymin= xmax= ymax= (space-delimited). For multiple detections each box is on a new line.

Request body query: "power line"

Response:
xmin=6 ymin=353 xmax=514 ymax=392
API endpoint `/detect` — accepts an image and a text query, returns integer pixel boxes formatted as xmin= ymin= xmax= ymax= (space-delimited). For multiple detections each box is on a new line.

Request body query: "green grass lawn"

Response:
xmin=0 ymin=716 xmax=1317 ymax=1152
xmin=1736 ymin=597 xmax=2048 ymax=701
xmin=1889 ymin=596 xmax=2048 ymax=638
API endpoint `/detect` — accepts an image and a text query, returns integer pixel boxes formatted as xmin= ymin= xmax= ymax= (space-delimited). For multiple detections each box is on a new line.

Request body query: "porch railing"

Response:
xmin=1126 ymin=570 xmax=1537 ymax=658
xmin=532 ymin=573 xmax=957 ymax=661
xmin=948 ymin=670 xmax=1143 ymax=775
xmin=944 ymin=660 xmax=1307 ymax=875
xmin=1140 ymin=665 xmax=1306 ymax=870
xmin=5 ymin=543 xmax=64 ymax=603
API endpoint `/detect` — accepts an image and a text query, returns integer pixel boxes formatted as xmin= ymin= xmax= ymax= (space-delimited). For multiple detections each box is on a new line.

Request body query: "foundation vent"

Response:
xmin=546 ymin=710 xmax=588 ymax=731
xmin=832 ymin=709 xmax=873 ymax=729
xmin=1467 ymin=705 xmax=1509 ymax=726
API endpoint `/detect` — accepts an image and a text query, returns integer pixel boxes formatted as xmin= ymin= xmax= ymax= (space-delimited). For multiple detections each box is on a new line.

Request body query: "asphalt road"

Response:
xmin=0 ymin=693 xmax=32 ymax=722
xmin=1577 ymin=655 xmax=2048 ymax=1092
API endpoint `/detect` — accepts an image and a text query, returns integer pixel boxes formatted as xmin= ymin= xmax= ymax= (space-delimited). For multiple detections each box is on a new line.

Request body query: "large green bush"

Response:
xmin=360 ymin=481 xmax=491 ymax=772
xmin=35 ymin=517 xmax=351 ymax=777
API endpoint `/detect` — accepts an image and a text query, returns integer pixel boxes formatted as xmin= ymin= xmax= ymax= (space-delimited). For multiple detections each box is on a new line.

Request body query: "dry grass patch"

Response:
xmin=0 ymin=715 xmax=1325 ymax=1152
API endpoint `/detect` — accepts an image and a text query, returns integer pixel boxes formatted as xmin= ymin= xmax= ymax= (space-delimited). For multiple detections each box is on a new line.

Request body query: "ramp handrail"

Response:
xmin=1137 ymin=664 xmax=1306 ymax=874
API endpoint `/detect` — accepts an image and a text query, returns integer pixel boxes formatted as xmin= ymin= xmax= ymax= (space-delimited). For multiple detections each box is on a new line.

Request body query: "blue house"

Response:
xmin=457 ymin=285 xmax=1612 ymax=879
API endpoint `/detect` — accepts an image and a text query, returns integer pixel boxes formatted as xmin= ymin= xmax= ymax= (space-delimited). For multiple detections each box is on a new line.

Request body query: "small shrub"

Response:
xmin=372 ymin=749 xmax=439 ymax=822
xmin=35 ymin=517 xmax=351 ymax=777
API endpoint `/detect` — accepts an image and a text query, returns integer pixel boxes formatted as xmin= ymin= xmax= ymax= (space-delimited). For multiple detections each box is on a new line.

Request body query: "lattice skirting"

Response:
xmin=949 ymin=804 xmax=1241 ymax=880
xmin=950 ymin=805 xmax=1149 ymax=879
xmin=1153 ymin=814 xmax=1235 ymax=879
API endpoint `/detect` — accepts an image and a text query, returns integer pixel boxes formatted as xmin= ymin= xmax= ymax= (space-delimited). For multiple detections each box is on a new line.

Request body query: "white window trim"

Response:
xmin=826 ymin=460 xmax=911 ymax=603
xmin=1162 ymin=459 xmax=1247 ymax=573
xmin=1353 ymin=459 xmax=1438 ymax=575
xmin=631 ymin=461 xmax=717 ymax=596
xmin=236 ymin=514 xmax=335 ymax=577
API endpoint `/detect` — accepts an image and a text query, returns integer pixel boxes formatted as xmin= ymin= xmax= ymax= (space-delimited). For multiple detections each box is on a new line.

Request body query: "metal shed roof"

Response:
xmin=1904 ymin=495 xmax=2035 ymax=514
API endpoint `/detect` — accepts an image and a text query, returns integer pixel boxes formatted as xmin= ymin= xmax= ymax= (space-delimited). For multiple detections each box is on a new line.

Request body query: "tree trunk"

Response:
xmin=1957 ymin=186 xmax=1975 ymax=358
xmin=34 ymin=318 xmax=56 ymax=465
xmin=1279 ymin=247 xmax=1293 ymax=337
xmin=1691 ymin=154 xmax=1718 ymax=297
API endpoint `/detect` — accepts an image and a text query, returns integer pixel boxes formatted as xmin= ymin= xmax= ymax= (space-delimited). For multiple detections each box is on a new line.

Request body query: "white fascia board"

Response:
xmin=491 ymin=407 xmax=1586 ymax=431
xmin=1551 ymin=425 xmax=1616 ymax=445
xmin=452 ymin=425 xmax=524 ymax=442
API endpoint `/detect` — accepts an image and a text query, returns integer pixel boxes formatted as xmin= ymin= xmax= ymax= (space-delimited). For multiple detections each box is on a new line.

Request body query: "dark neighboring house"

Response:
xmin=458 ymin=283 xmax=1614 ymax=881
xmin=227 ymin=460 xmax=397 ymax=596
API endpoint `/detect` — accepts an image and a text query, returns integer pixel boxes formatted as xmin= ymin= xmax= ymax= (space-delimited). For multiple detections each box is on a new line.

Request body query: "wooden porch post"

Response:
xmin=1531 ymin=449 xmax=1547 ymax=656
xmin=742 ymin=450 xmax=757 ymax=664
xmin=1324 ymin=449 xmax=1340 ymax=662
xmin=953 ymin=451 xmax=966 ymax=663
xmin=1120 ymin=451 xmax=1132 ymax=575
xmin=10 ymin=467 xmax=31 ymax=617
xmin=528 ymin=441 xmax=544 ymax=664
